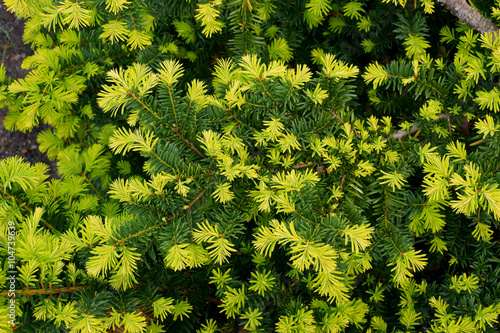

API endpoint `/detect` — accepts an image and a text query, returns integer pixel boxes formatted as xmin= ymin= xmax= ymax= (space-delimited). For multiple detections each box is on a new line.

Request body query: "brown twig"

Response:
xmin=0 ymin=285 xmax=86 ymax=297
xmin=163 ymin=188 xmax=208 ymax=224
xmin=292 ymin=162 xmax=327 ymax=173
xmin=437 ymin=0 xmax=498 ymax=35
xmin=293 ymin=162 xmax=314 ymax=169
xmin=183 ymin=188 xmax=207 ymax=211
xmin=172 ymin=127 xmax=206 ymax=159
xmin=339 ymin=173 xmax=346 ymax=191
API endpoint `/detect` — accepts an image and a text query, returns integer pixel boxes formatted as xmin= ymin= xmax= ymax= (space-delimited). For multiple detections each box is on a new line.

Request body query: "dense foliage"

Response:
xmin=1 ymin=0 xmax=500 ymax=332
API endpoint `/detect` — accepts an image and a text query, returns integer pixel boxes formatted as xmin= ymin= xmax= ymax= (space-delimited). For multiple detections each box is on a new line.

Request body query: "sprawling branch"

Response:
xmin=0 ymin=285 xmax=86 ymax=297
xmin=293 ymin=162 xmax=327 ymax=174
xmin=438 ymin=0 xmax=499 ymax=34
xmin=384 ymin=113 xmax=451 ymax=142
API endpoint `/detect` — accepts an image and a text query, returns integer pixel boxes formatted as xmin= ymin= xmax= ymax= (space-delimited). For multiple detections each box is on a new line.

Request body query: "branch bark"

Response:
xmin=0 ymin=285 xmax=86 ymax=297
xmin=383 ymin=113 xmax=451 ymax=142
xmin=437 ymin=0 xmax=499 ymax=35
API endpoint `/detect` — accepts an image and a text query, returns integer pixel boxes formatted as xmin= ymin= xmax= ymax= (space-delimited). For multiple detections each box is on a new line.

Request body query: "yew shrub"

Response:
xmin=1 ymin=0 xmax=500 ymax=332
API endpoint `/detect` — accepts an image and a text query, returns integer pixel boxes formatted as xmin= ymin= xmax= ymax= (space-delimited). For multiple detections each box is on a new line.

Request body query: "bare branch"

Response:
xmin=384 ymin=113 xmax=451 ymax=142
xmin=437 ymin=0 xmax=499 ymax=35
xmin=0 ymin=285 xmax=86 ymax=297
xmin=293 ymin=162 xmax=327 ymax=173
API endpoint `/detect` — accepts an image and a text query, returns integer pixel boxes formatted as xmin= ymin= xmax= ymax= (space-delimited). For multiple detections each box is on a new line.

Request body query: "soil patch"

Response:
xmin=0 ymin=3 xmax=58 ymax=178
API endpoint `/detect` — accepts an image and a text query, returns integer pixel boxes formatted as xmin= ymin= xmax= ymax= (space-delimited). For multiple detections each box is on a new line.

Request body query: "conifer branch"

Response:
xmin=257 ymin=78 xmax=277 ymax=102
xmin=293 ymin=163 xmax=315 ymax=169
xmin=172 ymin=127 xmax=206 ymax=159
xmin=116 ymin=189 xmax=207 ymax=244
xmin=244 ymin=101 xmax=268 ymax=108
xmin=0 ymin=188 xmax=60 ymax=234
xmin=366 ymin=231 xmax=388 ymax=254
xmin=184 ymin=188 xmax=207 ymax=211
xmin=167 ymin=86 xmax=179 ymax=125
xmin=448 ymin=219 xmax=462 ymax=250
xmin=384 ymin=113 xmax=451 ymax=141
xmin=293 ymin=162 xmax=327 ymax=174
xmin=118 ymin=224 xmax=160 ymax=244
xmin=163 ymin=188 xmax=208 ymax=224
xmin=128 ymin=200 xmax=164 ymax=215
xmin=5 ymin=1 xmax=500 ymax=326
xmin=339 ymin=173 xmax=346 ymax=191
xmin=40 ymin=218 xmax=59 ymax=235
xmin=331 ymin=111 xmax=361 ymax=138
xmin=437 ymin=0 xmax=499 ymax=35
xmin=0 ymin=285 xmax=86 ymax=297
xmin=388 ymin=123 xmax=420 ymax=141
xmin=80 ymin=172 xmax=105 ymax=201
xmin=129 ymin=93 xmax=161 ymax=120
xmin=149 ymin=150 xmax=178 ymax=173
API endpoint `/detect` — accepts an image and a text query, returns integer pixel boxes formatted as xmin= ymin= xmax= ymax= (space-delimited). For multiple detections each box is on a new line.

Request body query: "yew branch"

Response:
xmin=172 ymin=127 xmax=206 ymax=159
xmin=438 ymin=0 xmax=499 ymax=35
xmin=384 ymin=113 xmax=451 ymax=142
xmin=0 ymin=285 xmax=86 ymax=297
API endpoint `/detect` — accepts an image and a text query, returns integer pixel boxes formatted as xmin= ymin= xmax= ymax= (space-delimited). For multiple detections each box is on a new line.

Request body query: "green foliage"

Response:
xmin=2 ymin=0 xmax=500 ymax=332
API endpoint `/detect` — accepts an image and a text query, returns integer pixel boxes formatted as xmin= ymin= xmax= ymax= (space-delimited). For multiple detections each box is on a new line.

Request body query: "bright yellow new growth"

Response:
xmin=379 ymin=170 xmax=406 ymax=191
xmin=391 ymin=249 xmax=427 ymax=287
xmin=342 ymin=224 xmax=375 ymax=253
xmin=158 ymin=59 xmax=185 ymax=87
xmin=59 ymin=0 xmax=93 ymax=30
xmin=240 ymin=54 xmax=286 ymax=80
xmin=193 ymin=221 xmax=236 ymax=265
xmin=105 ymin=0 xmax=130 ymax=14
xmin=253 ymin=220 xmax=348 ymax=302
xmin=363 ymin=62 xmax=388 ymax=88
xmin=320 ymin=53 xmax=359 ymax=79
xmin=195 ymin=1 xmax=224 ymax=38
xmin=213 ymin=182 xmax=235 ymax=203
